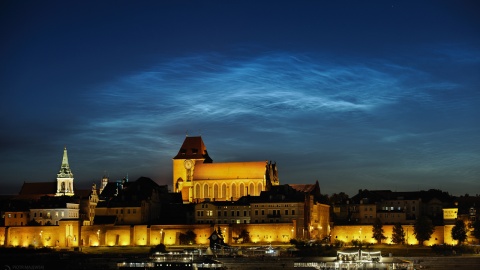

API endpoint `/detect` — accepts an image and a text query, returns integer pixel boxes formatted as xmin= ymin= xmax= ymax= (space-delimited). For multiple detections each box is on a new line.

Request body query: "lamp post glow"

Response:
xmin=97 ymin=229 xmax=100 ymax=246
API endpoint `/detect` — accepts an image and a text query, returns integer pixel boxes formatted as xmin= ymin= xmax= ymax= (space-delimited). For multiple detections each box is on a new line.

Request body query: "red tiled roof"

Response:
xmin=193 ymin=161 xmax=268 ymax=180
xmin=19 ymin=182 xmax=56 ymax=195
xmin=173 ymin=136 xmax=212 ymax=161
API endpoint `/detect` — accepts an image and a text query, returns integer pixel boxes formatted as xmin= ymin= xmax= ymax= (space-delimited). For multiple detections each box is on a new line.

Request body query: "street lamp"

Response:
xmin=97 ymin=230 xmax=100 ymax=246
xmin=358 ymin=227 xmax=362 ymax=261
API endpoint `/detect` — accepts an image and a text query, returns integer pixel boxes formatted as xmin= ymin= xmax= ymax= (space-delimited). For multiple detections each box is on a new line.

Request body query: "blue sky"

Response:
xmin=1 ymin=1 xmax=479 ymax=196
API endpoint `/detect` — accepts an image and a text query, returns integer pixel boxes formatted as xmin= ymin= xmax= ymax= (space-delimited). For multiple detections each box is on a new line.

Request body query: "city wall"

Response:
xmin=0 ymin=222 xmax=295 ymax=248
xmin=331 ymin=225 xmax=456 ymax=245
xmin=1 ymin=222 xmax=458 ymax=248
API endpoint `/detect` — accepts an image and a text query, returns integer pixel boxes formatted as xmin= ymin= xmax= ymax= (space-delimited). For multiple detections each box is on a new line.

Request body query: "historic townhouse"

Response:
xmin=194 ymin=201 xmax=251 ymax=224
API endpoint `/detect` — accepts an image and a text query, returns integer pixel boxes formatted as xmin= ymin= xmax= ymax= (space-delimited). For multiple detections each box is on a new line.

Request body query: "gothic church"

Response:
xmin=172 ymin=136 xmax=279 ymax=203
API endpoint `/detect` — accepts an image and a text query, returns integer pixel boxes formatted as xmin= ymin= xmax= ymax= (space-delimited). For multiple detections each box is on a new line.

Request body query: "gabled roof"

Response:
xmin=75 ymin=189 xmax=92 ymax=198
xmin=173 ymin=136 xmax=212 ymax=162
xmin=19 ymin=182 xmax=56 ymax=196
xmin=30 ymin=195 xmax=79 ymax=209
xmin=193 ymin=161 xmax=268 ymax=180
xmin=238 ymin=184 xmax=307 ymax=203
xmin=98 ymin=177 xmax=169 ymax=206
xmin=290 ymin=181 xmax=325 ymax=203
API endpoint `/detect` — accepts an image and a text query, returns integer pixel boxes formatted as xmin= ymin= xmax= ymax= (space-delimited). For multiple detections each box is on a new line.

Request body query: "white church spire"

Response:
xmin=56 ymin=147 xmax=74 ymax=196
xmin=57 ymin=146 xmax=73 ymax=178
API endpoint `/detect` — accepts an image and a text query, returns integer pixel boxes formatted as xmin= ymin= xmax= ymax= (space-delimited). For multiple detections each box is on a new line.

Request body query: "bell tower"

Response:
xmin=56 ymin=147 xmax=75 ymax=196
xmin=172 ymin=136 xmax=212 ymax=202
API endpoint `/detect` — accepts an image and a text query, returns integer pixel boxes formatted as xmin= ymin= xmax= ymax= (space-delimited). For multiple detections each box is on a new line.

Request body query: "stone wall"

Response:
xmin=331 ymin=225 xmax=454 ymax=246
xmin=1 ymin=222 xmax=458 ymax=248
xmin=1 ymin=222 xmax=294 ymax=248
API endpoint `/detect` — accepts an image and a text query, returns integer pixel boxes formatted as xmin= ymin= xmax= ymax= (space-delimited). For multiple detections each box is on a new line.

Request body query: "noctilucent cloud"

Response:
xmin=1 ymin=1 xmax=479 ymax=196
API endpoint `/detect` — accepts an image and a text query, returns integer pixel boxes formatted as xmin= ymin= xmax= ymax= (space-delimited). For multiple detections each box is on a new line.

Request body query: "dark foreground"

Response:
xmin=1 ymin=250 xmax=479 ymax=270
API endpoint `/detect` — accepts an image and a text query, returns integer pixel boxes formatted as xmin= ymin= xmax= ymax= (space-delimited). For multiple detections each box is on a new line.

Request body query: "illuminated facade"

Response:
xmin=173 ymin=136 xmax=279 ymax=203
xmin=195 ymin=201 xmax=251 ymax=224
xmin=78 ymin=184 xmax=99 ymax=225
xmin=338 ymin=189 xmax=452 ymax=226
xmin=30 ymin=199 xmax=79 ymax=226
xmin=4 ymin=211 xmax=29 ymax=226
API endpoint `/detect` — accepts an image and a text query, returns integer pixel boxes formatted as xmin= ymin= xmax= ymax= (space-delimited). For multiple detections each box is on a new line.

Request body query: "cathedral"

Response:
xmin=172 ymin=136 xmax=279 ymax=203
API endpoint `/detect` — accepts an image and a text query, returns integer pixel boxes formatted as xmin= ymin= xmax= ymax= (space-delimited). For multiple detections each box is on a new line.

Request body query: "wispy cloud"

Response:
xmin=89 ymin=52 xmax=437 ymax=129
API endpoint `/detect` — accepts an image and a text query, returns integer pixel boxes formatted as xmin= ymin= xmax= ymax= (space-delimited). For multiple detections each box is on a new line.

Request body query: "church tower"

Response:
xmin=99 ymin=174 xmax=109 ymax=194
xmin=56 ymin=147 xmax=75 ymax=196
xmin=172 ymin=136 xmax=212 ymax=202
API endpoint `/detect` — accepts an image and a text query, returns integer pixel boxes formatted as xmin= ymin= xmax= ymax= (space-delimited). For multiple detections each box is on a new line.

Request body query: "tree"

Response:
xmin=179 ymin=230 xmax=197 ymax=245
xmin=451 ymin=219 xmax=467 ymax=245
xmin=329 ymin=192 xmax=350 ymax=204
xmin=372 ymin=218 xmax=387 ymax=244
xmin=238 ymin=229 xmax=251 ymax=243
xmin=413 ymin=216 xmax=435 ymax=245
xmin=27 ymin=219 xmax=41 ymax=226
xmin=150 ymin=243 xmax=167 ymax=254
xmin=391 ymin=223 xmax=405 ymax=244
xmin=472 ymin=219 xmax=480 ymax=242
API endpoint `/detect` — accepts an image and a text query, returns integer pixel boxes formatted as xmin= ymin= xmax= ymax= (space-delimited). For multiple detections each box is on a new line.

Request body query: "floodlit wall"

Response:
xmin=237 ymin=223 xmax=294 ymax=243
xmin=1 ymin=222 xmax=455 ymax=248
xmin=2 ymin=220 xmax=80 ymax=247
xmin=331 ymin=225 xmax=446 ymax=246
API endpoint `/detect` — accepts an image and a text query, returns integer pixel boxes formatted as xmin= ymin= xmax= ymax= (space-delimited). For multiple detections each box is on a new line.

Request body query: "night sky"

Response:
xmin=1 ymin=1 xmax=479 ymax=196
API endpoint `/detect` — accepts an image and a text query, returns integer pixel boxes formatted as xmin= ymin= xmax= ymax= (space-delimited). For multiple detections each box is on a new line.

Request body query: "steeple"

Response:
xmin=57 ymin=147 xmax=73 ymax=178
xmin=56 ymin=147 xmax=74 ymax=196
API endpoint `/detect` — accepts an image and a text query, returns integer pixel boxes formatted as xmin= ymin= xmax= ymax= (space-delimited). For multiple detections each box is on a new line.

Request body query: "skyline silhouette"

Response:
xmin=1 ymin=1 xmax=479 ymax=196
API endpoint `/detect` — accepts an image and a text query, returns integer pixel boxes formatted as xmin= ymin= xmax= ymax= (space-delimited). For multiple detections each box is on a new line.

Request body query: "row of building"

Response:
xmin=0 ymin=136 xmax=479 ymax=248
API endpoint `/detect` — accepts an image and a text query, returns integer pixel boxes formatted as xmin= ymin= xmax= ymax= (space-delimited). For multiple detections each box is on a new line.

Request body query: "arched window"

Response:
xmin=240 ymin=183 xmax=245 ymax=197
xmin=221 ymin=183 xmax=227 ymax=199
xmin=203 ymin=184 xmax=209 ymax=199
xmin=249 ymin=183 xmax=255 ymax=195
xmin=257 ymin=183 xmax=263 ymax=194
xmin=195 ymin=184 xmax=201 ymax=199
xmin=231 ymin=183 xmax=237 ymax=199
xmin=214 ymin=184 xmax=219 ymax=199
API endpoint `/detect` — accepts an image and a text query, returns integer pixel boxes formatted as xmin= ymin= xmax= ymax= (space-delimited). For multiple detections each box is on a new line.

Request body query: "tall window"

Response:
xmin=231 ymin=183 xmax=237 ymax=199
xmin=203 ymin=184 xmax=209 ymax=198
xmin=214 ymin=184 xmax=219 ymax=199
xmin=240 ymin=183 xmax=245 ymax=197
xmin=195 ymin=184 xmax=201 ymax=199
xmin=221 ymin=184 xmax=227 ymax=199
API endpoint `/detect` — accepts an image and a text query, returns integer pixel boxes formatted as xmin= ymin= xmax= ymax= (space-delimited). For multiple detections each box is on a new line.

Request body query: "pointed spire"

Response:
xmin=57 ymin=147 xmax=73 ymax=178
